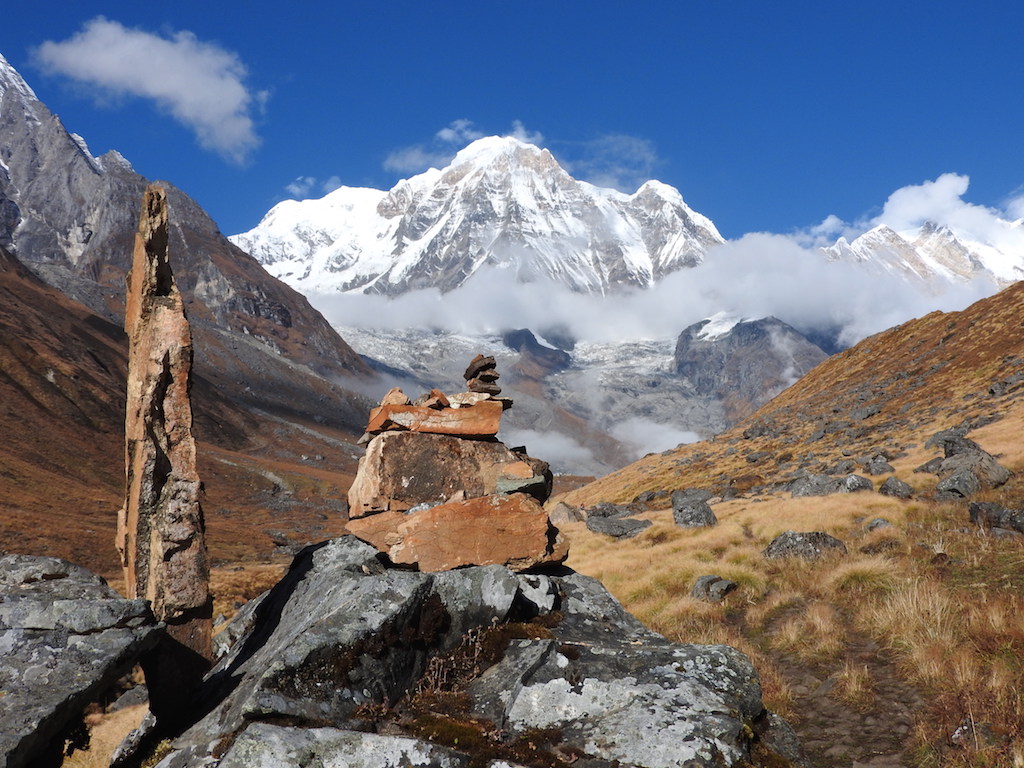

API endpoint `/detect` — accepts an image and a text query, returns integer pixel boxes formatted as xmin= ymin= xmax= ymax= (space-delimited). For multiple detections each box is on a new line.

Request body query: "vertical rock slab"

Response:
xmin=117 ymin=185 xmax=211 ymax=723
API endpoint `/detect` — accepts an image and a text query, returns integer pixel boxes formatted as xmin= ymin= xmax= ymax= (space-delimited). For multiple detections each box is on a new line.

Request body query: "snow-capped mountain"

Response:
xmin=823 ymin=221 xmax=1024 ymax=288
xmin=231 ymin=136 xmax=725 ymax=295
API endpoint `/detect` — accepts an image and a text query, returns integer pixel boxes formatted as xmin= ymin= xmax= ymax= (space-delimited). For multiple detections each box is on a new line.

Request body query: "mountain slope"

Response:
xmin=0 ymin=52 xmax=373 ymax=432
xmin=231 ymin=136 xmax=725 ymax=294
xmin=560 ymin=279 xmax=1024 ymax=506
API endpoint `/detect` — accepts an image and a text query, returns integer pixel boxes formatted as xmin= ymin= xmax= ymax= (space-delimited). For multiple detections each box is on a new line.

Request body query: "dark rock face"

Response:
xmin=673 ymin=499 xmax=718 ymax=528
xmin=586 ymin=516 xmax=653 ymax=539
xmin=0 ymin=555 xmax=160 ymax=768
xmin=0 ymin=55 xmax=373 ymax=433
xmin=879 ymin=476 xmax=914 ymax=499
xmin=920 ymin=429 xmax=1012 ymax=500
xmin=763 ymin=531 xmax=847 ymax=560
xmin=138 ymin=536 xmax=799 ymax=767
xmin=674 ymin=317 xmax=828 ymax=420
xmin=968 ymin=502 xmax=1024 ymax=534
xmin=691 ymin=575 xmax=738 ymax=603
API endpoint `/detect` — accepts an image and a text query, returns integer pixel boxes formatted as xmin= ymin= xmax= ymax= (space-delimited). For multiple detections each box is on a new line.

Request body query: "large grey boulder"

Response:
xmin=925 ymin=430 xmax=1012 ymax=499
xmin=141 ymin=535 xmax=800 ymax=768
xmin=763 ymin=531 xmax=847 ymax=560
xmin=585 ymin=515 xmax=653 ymax=538
xmin=0 ymin=554 xmax=160 ymax=768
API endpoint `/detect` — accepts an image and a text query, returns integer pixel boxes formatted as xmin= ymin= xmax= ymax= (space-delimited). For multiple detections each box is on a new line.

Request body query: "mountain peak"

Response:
xmin=451 ymin=135 xmax=543 ymax=165
xmin=233 ymin=137 xmax=724 ymax=295
xmin=0 ymin=52 xmax=39 ymax=110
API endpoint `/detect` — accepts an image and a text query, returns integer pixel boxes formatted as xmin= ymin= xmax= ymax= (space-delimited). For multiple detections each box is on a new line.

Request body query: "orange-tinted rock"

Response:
xmin=347 ymin=431 xmax=552 ymax=518
xmin=117 ymin=185 xmax=211 ymax=722
xmin=380 ymin=386 xmax=411 ymax=406
xmin=366 ymin=400 xmax=503 ymax=436
xmin=464 ymin=354 xmax=497 ymax=381
xmin=346 ymin=493 xmax=568 ymax=572
xmin=118 ymin=186 xmax=210 ymax=640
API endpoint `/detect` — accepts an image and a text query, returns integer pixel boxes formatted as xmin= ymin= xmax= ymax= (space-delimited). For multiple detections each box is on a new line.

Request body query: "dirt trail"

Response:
xmin=771 ymin=633 xmax=925 ymax=767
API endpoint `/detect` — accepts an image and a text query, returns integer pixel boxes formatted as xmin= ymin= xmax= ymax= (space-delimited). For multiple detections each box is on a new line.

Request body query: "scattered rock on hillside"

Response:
xmin=763 ymin=531 xmax=847 ymax=560
xmin=879 ymin=476 xmax=914 ymax=499
xmin=584 ymin=500 xmax=634 ymax=519
xmin=921 ymin=429 xmax=1012 ymax=500
xmin=968 ymin=502 xmax=1024 ymax=534
xmin=139 ymin=536 xmax=799 ymax=767
xmin=0 ymin=555 xmax=160 ymax=768
xmin=789 ymin=474 xmax=842 ymax=497
xmin=842 ymin=474 xmax=874 ymax=492
xmin=586 ymin=516 xmax=653 ymax=539
xmin=691 ymin=575 xmax=738 ymax=603
xmin=548 ymin=500 xmax=586 ymax=524
xmin=673 ymin=499 xmax=718 ymax=528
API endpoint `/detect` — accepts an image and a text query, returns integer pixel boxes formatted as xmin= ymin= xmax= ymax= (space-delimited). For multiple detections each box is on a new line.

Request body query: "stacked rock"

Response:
xmin=465 ymin=353 xmax=502 ymax=396
xmin=346 ymin=356 xmax=566 ymax=572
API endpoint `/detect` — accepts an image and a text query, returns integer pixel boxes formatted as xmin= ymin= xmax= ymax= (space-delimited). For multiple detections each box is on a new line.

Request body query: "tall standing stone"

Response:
xmin=117 ymin=185 xmax=211 ymax=724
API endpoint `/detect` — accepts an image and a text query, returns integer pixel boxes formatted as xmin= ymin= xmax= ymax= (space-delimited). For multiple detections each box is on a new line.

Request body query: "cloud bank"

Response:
xmin=34 ymin=17 xmax=264 ymax=163
xmin=797 ymin=173 xmax=1024 ymax=256
xmin=311 ymin=233 xmax=993 ymax=350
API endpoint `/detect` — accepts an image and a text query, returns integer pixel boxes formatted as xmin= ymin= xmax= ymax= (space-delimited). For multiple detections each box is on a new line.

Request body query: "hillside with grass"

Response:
xmin=556 ymin=280 xmax=1024 ymax=767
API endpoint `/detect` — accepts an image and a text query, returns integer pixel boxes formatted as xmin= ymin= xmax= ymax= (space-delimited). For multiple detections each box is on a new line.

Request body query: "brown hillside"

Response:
xmin=561 ymin=280 xmax=1024 ymax=507
xmin=558 ymin=282 xmax=1024 ymax=766
xmin=0 ymin=246 xmax=357 ymax=580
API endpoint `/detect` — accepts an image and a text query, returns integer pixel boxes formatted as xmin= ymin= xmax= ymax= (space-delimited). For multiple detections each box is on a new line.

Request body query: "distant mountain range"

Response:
xmin=232 ymin=136 xmax=1024 ymax=296
xmin=231 ymin=136 xmax=725 ymax=295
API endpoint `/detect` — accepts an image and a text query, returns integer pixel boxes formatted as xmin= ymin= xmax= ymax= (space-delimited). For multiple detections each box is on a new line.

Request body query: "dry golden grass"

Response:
xmin=563 ymin=476 xmax=1024 ymax=765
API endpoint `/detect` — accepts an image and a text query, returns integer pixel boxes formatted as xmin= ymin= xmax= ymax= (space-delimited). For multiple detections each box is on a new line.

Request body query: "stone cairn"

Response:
xmin=346 ymin=355 xmax=567 ymax=571
xmin=117 ymin=185 xmax=211 ymax=725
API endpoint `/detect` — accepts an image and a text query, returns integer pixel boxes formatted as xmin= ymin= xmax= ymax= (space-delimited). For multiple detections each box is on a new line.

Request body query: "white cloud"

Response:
xmin=34 ymin=17 xmax=263 ymax=163
xmin=568 ymin=134 xmax=661 ymax=193
xmin=435 ymin=118 xmax=484 ymax=145
xmin=609 ymin=418 xmax=700 ymax=459
xmin=384 ymin=119 xmax=545 ymax=175
xmin=792 ymin=173 xmax=1024 ymax=255
xmin=284 ymin=175 xmax=343 ymax=199
xmin=309 ymin=232 xmax=992 ymax=352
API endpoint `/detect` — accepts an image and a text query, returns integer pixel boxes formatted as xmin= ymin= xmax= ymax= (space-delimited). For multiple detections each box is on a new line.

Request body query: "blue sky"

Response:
xmin=2 ymin=2 xmax=1022 ymax=239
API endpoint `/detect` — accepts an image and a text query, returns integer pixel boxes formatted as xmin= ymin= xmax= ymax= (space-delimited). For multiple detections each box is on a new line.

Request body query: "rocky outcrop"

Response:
xmin=0 ymin=555 xmax=160 ymax=768
xmin=0 ymin=53 xmax=373 ymax=437
xmin=346 ymin=493 xmax=566 ymax=572
xmin=133 ymin=536 xmax=801 ymax=768
xmin=117 ymin=186 xmax=211 ymax=724
xmin=347 ymin=367 xmax=563 ymax=572
xmin=763 ymin=531 xmax=847 ymax=560
xmin=921 ymin=430 xmax=1012 ymax=499
xmin=674 ymin=316 xmax=828 ymax=421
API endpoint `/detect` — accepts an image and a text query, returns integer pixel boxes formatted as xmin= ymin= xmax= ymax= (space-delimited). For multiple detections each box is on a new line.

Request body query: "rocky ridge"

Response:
xmin=231 ymin=135 xmax=725 ymax=295
xmin=0 ymin=52 xmax=373 ymax=432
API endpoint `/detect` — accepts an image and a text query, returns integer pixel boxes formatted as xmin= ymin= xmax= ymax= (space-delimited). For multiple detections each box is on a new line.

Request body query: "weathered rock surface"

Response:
xmin=586 ymin=516 xmax=653 ymax=539
xmin=548 ymin=501 xmax=586 ymax=524
xmin=924 ymin=430 xmax=1012 ymax=499
xmin=968 ymin=502 xmax=1024 ymax=534
xmin=141 ymin=536 xmax=800 ymax=768
xmin=763 ymin=531 xmax=848 ymax=560
xmin=879 ymin=476 xmax=914 ymax=499
xmin=789 ymin=473 xmax=872 ymax=497
xmin=366 ymin=400 xmax=503 ymax=437
xmin=346 ymin=493 xmax=568 ymax=572
xmin=691 ymin=574 xmax=738 ymax=603
xmin=117 ymin=186 xmax=210 ymax=657
xmin=0 ymin=555 xmax=160 ymax=768
xmin=673 ymin=498 xmax=718 ymax=528
xmin=347 ymin=431 xmax=551 ymax=517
